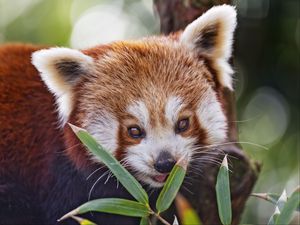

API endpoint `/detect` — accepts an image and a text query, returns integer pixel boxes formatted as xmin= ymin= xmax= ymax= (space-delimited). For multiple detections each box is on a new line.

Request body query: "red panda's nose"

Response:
xmin=154 ymin=151 xmax=176 ymax=173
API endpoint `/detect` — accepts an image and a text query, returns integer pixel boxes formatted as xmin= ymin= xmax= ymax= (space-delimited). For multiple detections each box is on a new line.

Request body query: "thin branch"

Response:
xmin=155 ymin=213 xmax=171 ymax=225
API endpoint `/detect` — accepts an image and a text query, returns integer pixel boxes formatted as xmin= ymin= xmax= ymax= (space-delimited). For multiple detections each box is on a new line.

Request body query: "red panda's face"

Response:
xmin=76 ymin=41 xmax=228 ymax=187
xmin=32 ymin=5 xmax=236 ymax=187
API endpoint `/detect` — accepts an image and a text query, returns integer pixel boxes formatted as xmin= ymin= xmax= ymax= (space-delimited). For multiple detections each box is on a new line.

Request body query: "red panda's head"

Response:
xmin=32 ymin=5 xmax=236 ymax=187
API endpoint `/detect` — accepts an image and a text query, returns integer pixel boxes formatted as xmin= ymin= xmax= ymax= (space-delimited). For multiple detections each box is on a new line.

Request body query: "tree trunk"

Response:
xmin=153 ymin=1 xmax=261 ymax=224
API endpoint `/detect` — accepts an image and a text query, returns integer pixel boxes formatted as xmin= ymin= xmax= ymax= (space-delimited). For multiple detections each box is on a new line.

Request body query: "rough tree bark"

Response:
xmin=153 ymin=1 xmax=261 ymax=224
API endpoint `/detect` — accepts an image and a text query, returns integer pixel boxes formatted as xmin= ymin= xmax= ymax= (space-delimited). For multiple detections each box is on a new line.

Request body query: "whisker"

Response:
xmin=192 ymin=158 xmax=222 ymax=165
xmin=188 ymin=168 xmax=204 ymax=175
xmin=88 ymin=170 xmax=110 ymax=201
xmin=191 ymin=153 xmax=223 ymax=162
xmin=193 ymin=141 xmax=268 ymax=151
xmin=181 ymin=184 xmax=194 ymax=195
xmin=192 ymin=150 xmax=223 ymax=155
xmin=116 ymin=178 xmax=119 ymax=189
xmin=228 ymin=114 xmax=261 ymax=124
xmin=104 ymin=171 xmax=113 ymax=184
xmin=195 ymin=161 xmax=221 ymax=167
xmin=57 ymin=143 xmax=81 ymax=155
xmin=191 ymin=153 xmax=222 ymax=159
xmin=86 ymin=166 xmax=105 ymax=180
xmin=148 ymin=188 xmax=156 ymax=198
xmin=182 ymin=178 xmax=193 ymax=186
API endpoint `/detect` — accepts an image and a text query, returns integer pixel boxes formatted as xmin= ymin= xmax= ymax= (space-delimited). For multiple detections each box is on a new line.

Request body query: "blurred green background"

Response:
xmin=0 ymin=0 xmax=299 ymax=224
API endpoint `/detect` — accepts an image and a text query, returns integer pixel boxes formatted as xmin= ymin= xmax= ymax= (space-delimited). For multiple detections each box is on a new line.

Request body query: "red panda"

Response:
xmin=0 ymin=5 xmax=237 ymax=225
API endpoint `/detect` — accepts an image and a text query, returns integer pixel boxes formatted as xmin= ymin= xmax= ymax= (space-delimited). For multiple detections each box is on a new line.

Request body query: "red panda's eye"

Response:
xmin=175 ymin=118 xmax=190 ymax=133
xmin=128 ymin=126 xmax=145 ymax=139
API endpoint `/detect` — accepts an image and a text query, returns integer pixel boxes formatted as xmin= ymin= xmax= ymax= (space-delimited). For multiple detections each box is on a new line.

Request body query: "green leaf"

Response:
xmin=175 ymin=194 xmax=202 ymax=225
xmin=215 ymin=155 xmax=232 ymax=225
xmin=59 ymin=198 xmax=150 ymax=221
xmin=267 ymin=190 xmax=287 ymax=225
xmin=139 ymin=216 xmax=149 ymax=225
xmin=71 ymin=216 xmax=97 ymax=225
xmin=69 ymin=124 xmax=148 ymax=205
xmin=181 ymin=209 xmax=202 ymax=225
xmin=276 ymin=190 xmax=288 ymax=211
xmin=252 ymin=191 xmax=300 ymax=212
xmin=156 ymin=157 xmax=187 ymax=213
xmin=275 ymin=188 xmax=300 ymax=225
xmin=267 ymin=206 xmax=280 ymax=225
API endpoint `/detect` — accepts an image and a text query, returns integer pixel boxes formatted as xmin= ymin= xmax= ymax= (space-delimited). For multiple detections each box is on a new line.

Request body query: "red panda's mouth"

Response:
xmin=152 ymin=174 xmax=169 ymax=183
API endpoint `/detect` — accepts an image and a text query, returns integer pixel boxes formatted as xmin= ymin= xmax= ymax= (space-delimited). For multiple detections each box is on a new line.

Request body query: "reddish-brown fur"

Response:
xmin=0 ymin=39 xmax=226 ymax=180
xmin=0 ymin=6 xmax=236 ymax=224
xmin=0 ymin=44 xmax=65 ymax=188
xmin=64 ymin=39 xmax=219 ymax=168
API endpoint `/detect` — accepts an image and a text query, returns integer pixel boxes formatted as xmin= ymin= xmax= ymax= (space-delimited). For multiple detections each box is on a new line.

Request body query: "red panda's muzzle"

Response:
xmin=152 ymin=174 xmax=169 ymax=183
xmin=153 ymin=151 xmax=176 ymax=174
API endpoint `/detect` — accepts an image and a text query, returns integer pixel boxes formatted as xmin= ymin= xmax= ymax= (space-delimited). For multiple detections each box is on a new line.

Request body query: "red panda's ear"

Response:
xmin=180 ymin=5 xmax=237 ymax=90
xmin=32 ymin=48 xmax=93 ymax=125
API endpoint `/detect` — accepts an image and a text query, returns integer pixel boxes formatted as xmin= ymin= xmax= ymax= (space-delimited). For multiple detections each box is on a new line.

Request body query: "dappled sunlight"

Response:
xmin=70 ymin=3 xmax=129 ymax=48
xmin=0 ymin=0 xmax=42 ymax=28
xmin=70 ymin=0 xmax=159 ymax=48
xmin=240 ymin=87 xmax=289 ymax=146
xmin=0 ymin=1 xmax=298 ymax=224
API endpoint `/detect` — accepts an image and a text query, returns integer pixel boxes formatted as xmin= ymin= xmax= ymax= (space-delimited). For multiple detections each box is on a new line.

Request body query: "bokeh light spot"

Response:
xmin=70 ymin=1 xmax=153 ymax=49
xmin=240 ymin=87 xmax=289 ymax=146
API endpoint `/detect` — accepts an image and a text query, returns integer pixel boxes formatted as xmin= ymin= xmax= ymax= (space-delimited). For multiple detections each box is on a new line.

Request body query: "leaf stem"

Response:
xmin=155 ymin=213 xmax=171 ymax=225
xmin=149 ymin=218 xmax=153 ymax=225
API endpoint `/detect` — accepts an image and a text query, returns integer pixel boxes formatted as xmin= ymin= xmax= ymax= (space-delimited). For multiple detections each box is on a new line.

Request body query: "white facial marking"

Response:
xmin=83 ymin=110 xmax=118 ymax=157
xmin=125 ymin=96 xmax=194 ymax=188
xmin=197 ymin=90 xmax=227 ymax=143
xmin=127 ymin=100 xmax=149 ymax=127
xmin=165 ymin=96 xmax=184 ymax=123
xmin=126 ymin=133 xmax=195 ymax=188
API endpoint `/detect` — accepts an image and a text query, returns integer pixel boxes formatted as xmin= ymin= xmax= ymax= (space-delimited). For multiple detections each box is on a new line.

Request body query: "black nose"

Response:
xmin=154 ymin=151 xmax=176 ymax=173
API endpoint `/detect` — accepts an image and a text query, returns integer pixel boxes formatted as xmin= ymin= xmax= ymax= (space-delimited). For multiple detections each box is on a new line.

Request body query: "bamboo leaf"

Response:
xmin=58 ymin=198 xmax=150 ymax=221
xmin=277 ymin=190 xmax=288 ymax=211
xmin=69 ymin=124 xmax=149 ymax=205
xmin=275 ymin=188 xmax=300 ymax=225
xmin=156 ymin=157 xmax=187 ymax=213
xmin=267 ymin=189 xmax=287 ymax=225
xmin=251 ymin=190 xmax=300 ymax=211
xmin=267 ymin=206 xmax=280 ymax=225
xmin=71 ymin=216 xmax=97 ymax=225
xmin=139 ymin=216 xmax=149 ymax=225
xmin=175 ymin=194 xmax=202 ymax=225
xmin=174 ymin=216 xmax=179 ymax=225
xmin=215 ymin=155 xmax=232 ymax=225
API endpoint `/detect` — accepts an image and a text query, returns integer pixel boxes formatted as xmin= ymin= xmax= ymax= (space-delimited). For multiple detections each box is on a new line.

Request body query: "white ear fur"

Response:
xmin=180 ymin=5 xmax=237 ymax=90
xmin=32 ymin=47 xmax=93 ymax=125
